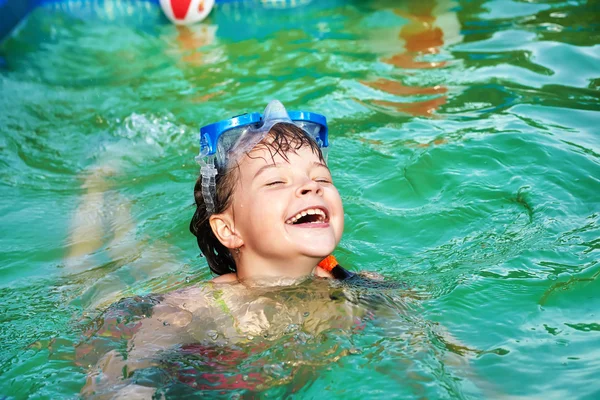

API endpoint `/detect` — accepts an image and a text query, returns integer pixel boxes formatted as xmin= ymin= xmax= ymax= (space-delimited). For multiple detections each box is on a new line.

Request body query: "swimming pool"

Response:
xmin=1 ymin=0 xmax=599 ymax=398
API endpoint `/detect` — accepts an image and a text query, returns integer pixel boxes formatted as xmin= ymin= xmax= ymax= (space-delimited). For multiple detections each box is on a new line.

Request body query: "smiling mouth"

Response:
xmin=285 ymin=208 xmax=328 ymax=225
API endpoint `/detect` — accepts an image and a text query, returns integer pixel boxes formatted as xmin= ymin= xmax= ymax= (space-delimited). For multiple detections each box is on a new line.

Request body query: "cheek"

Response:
xmin=329 ymin=189 xmax=345 ymax=231
xmin=237 ymin=191 xmax=282 ymax=224
xmin=329 ymin=188 xmax=344 ymax=213
xmin=231 ymin=192 xmax=254 ymax=227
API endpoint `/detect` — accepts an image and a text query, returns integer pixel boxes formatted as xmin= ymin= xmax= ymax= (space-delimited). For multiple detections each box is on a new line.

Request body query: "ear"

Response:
xmin=209 ymin=211 xmax=244 ymax=250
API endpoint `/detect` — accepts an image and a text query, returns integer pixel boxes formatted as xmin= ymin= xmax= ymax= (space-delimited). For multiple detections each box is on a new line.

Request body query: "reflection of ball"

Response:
xmin=159 ymin=0 xmax=215 ymax=25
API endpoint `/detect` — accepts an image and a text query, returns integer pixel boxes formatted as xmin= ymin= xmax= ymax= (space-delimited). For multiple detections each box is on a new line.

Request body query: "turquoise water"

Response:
xmin=1 ymin=0 xmax=599 ymax=398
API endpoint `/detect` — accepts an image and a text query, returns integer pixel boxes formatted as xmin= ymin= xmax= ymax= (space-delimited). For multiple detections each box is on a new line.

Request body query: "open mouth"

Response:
xmin=285 ymin=208 xmax=328 ymax=225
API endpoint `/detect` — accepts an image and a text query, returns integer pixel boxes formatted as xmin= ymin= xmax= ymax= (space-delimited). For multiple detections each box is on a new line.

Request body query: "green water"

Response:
xmin=1 ymin=0 xmax=599 ymax=398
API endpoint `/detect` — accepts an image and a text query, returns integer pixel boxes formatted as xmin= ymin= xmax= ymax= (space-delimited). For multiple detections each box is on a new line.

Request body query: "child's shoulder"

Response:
xmin=161 ymin=282 xmax=215 ymax=309
xmin=210 ymin=273 xmax=238 ymax=283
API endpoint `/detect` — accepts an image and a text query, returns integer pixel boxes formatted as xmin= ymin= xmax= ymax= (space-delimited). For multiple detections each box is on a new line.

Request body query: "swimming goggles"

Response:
xmin=196 ymin=100 xmax=329 ymax=215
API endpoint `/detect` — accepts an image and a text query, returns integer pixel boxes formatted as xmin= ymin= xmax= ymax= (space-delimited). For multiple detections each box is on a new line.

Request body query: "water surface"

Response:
xmin=1 ymin=0 xmax=599 ymax=398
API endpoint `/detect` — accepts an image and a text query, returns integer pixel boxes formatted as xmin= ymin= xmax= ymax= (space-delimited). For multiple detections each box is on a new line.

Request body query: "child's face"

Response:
xmin=230 ymin=143 xmax=344 ymax=274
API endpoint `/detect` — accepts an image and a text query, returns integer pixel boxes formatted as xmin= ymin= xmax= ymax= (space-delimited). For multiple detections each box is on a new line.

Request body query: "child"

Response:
xmin=189 ymin=99 xmax=354 ymax=283
xmin=81 ymin=100 xmax=366 ymax=398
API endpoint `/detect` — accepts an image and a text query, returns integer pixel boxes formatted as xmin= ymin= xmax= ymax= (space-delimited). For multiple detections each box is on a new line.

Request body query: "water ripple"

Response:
xmin=1 ymin=0 xmax=599 ymax=397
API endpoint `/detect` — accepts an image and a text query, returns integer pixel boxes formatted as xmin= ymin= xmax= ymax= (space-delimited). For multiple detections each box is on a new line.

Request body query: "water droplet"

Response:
xmin=303 ymin=311 xmax=310 ymax=317
xmin=294 ymin=332 xmax=311 ymax=344
xmin=284 ymin=324 xmax=299 ymax=334
xmin=263 ymin=363 xmax=285 ymax=378
xmin=163 ymin=321 xmax=170 ymax=326
xmin=185 ymin=277 xmax=191 ymax=283
xmin=349 ymin=347 xmax=362 ymax=355
xmin=242 ymin=374 xmax=249 ymax=381
xmin=207 ymin=330 xmax=219 ymax=340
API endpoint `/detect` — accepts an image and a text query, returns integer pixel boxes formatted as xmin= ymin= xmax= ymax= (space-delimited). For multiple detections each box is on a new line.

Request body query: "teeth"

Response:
xmin=285 ymin=208 xmax=327 ymax=224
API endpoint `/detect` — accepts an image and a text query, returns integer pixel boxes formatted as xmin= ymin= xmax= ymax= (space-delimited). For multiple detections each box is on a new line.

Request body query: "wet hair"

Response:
xmin=189 ymin=122 xmax=326 ymax=276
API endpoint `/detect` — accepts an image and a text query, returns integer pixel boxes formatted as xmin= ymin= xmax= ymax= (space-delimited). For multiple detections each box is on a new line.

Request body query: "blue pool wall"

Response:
xmin=0 ymin=0 xmax=273 ymax=41
xmin=0 ymin=0 xmax=154 ymax=39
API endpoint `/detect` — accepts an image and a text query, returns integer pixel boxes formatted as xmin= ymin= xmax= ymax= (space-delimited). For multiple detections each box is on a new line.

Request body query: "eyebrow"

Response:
xmin=253 ymin=161 xmax=329 ymax=180
xmin=312 ymin=161 xmax=329 ymax=170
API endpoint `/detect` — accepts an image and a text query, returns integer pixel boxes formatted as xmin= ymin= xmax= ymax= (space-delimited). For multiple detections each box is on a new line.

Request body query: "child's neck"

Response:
xmin=235 ymin=252 xmax=320 ymax=282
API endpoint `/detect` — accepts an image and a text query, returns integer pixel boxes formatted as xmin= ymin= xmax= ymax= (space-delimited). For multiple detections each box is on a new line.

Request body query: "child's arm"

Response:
xmin=80 ymin=292 xmax=207 ymax=398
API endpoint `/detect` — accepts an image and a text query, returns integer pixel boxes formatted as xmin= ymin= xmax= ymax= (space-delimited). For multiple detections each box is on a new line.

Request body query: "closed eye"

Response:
xmin=315 ymin=178 xmax=332 ymax=184
xmin=266 ymin=180 xmax=285 ymax=186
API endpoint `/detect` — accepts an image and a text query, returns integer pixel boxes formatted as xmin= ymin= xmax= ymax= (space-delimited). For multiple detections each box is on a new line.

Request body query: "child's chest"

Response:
xmin=186 ymin=287 xmax=364 ymax=343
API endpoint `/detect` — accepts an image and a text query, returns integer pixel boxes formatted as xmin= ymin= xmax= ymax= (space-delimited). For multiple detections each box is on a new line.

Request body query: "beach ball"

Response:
xmin=159 ymin=0 xmax=215 ymax=25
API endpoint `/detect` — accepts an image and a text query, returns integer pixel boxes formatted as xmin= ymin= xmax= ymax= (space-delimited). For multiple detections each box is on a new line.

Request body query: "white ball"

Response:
xmin=159 ymin=0 xmax=215 ymax=25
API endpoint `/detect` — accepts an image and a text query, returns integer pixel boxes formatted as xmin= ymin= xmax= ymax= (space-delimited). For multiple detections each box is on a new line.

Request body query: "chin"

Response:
xmin=282 ymin=224 xmax=342 ymax=259
xmin=297 ymin=242 xmax=338 ymax=259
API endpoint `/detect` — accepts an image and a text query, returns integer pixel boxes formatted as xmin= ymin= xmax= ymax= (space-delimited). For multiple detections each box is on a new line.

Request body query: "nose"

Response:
xmin=296 ymin=178 xmax=323 ymax=197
